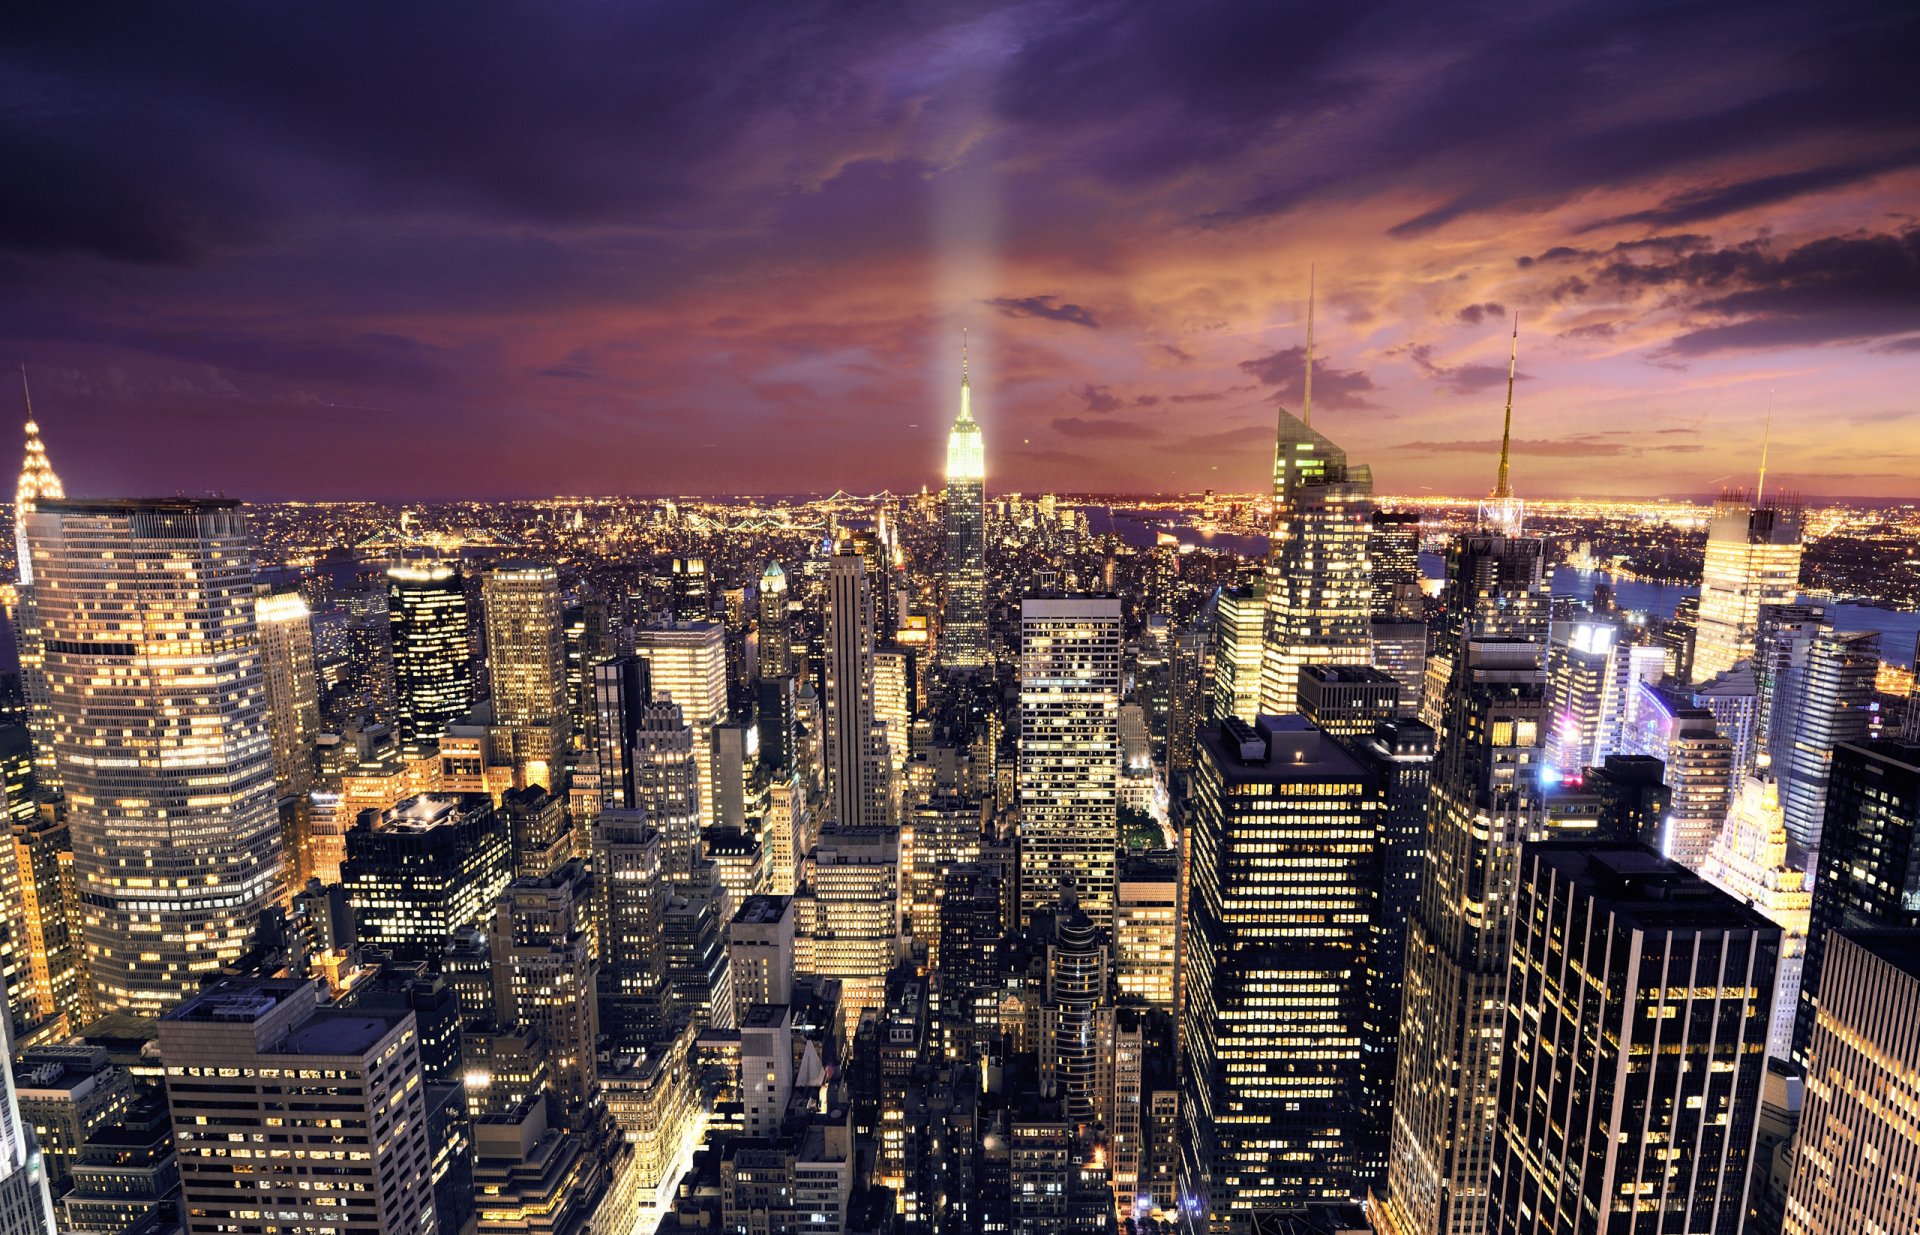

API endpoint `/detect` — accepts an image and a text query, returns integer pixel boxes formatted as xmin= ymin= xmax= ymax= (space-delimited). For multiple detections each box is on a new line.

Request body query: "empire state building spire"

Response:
xmin=942 ymin=333 xmax=987 ymax=670
xmin=1479 ymin=313 xmax=1524 ymax=536
xmin=15 ymin=366 xmax=64 ymax=586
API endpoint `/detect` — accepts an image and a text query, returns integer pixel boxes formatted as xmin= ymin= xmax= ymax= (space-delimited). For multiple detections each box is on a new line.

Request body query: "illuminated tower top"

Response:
xmin=1478 ymin=313 xmax=1524 ymax=536
xmin=947 ymin=332 xmax=984 ymax=482
xmin=14 ymin=367 xmax=63 ymax=586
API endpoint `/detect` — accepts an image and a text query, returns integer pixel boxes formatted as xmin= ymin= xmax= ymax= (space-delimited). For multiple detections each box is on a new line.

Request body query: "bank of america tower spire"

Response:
xmin=943 ymin=333 xmax=987 ymax=671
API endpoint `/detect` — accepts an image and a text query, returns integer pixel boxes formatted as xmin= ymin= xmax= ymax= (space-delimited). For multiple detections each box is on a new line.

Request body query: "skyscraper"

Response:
xmin=11 ymin=370 xmax=61 ymax=588
xmin=825 ymin=548 xmax=889 ymax=829
xmin=1018 ymin=595 xmax=1122 ymax=927
xmin=1693 ymin=495 xmax=1804 ymax=683
xmin=1184 ymin=716 xmax=1379 ymax=1227
xmin=1783 ymin=929 xmax=1920 ymax=1235
xmin=255 ymin=589 xmax=322 ymax=799
xmin=341 ymin=794 xmax=511 ymax=963
xmin=1209 ymin=580 xmax=1265 ymax=725
xmin=1700 ymin=774 xmax=1811 ymax=1057
xmin=26 ymin=499 xmax=283 ymax=1015
xmin=387 ymin=562 xmax=475 ymax=752
xmin=757 ymin=561 xmax=791 ymax=679
xmin=943 ymin=342 xmax=988 ymax=672
xmin=1369 ymin=510 xmax=1422 ymax=620
xmin=592 ymin=654 xmax=651 ymax=811
xmin=630 ymin=700 xmax=704 ymax=883
xmin=482 ymin=562 xmax=569 ymax=789
xmin=1621 ymin=684 xmax=1734 ymax=869
xmin=671 ymin=555 xmax=711 ymax=624
xmin=594 ymin=810 xmax=667 ymax=1053
xmin=1795 ymin=740 xmax=1920 ymax=1061
xmin=1489 ymin=844 xmax=1777 ymax=1235
xmin=1780 ymin=629 xmax=1878 ymax=860
xmin=14 ymin=374 xmax=63 ymax=796
xmin=634 ymin=622 xmax=727 ymax=832
xmin=1376 ymin=529 xmax=1551 ymax=1235
xmin=807 ymin=825 xmax=900 ymax=1035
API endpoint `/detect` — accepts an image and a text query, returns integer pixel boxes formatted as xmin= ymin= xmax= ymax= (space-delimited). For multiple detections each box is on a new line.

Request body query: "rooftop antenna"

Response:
xmin=1302 ymin=264 xmax=1315 ymax=428
xmin=1494 ymin=311 xmax=1519 ymax=500
xmin=1755 ymin=390 xmax=1773 ymax=507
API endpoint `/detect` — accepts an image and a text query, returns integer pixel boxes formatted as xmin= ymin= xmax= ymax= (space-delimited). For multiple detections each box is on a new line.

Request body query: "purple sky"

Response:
xmin=3 ymin=2 xmax=1919 ymax=500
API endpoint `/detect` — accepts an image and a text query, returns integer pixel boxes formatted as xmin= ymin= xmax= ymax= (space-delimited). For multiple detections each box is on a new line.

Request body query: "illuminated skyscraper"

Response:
xmin=1018 ymin=595 xmax=1122 ymax=927
xmin=944 ymin=342 xmax=988 ymax=672
xmin=11 ymin=370 xmax=61 ymax=588
xmin=255 ymin=590 xmax=322 ymax=799
xmin=592 ymin=654 xmax=651 ymax=811
xmin=387 ymin=562 xmax=475 ymax=752
xmin=594 ymin=810 xmax=666 ymax=1052
xmin=806 ymin=825 xmax=900 ymax=1035
xmin=482 ymin=562 xmax=569 ymax=788
xmin=1209 ymin=580 xmax=1265 ymax=725
xmin=1783 ymin=930 xmax=1920 ymax=1235
xmin=757 ymin=560 xmax=791 ymax=679
xmin=1693 ymin=496 xmax=1804 ymax=683
xmin=1779 ymin=629 xmax=1878 ymax=860
xmin=1377 ymin=529 xmax=1551 ymax=1235
xmin=488 ymin=861 xmax=598 ymax=1116
xmin=1621 ymin=684 xmax=1734 ymax=869
xmin=1369 ymin=509 xmax=1422 ymax=620
xmin=1183 ymin=716 xmax=1378 ymax=1228
xmin=25 ymin=499 xmax=283 ymax=1015
xmin=341 ymin=794 xmax=511 ymax=963
xmin=634 ymin=622 xmax=727 ymax=831
xmin=14 ymin=371 xmax=63 ymax=794
xmin=671 ymin=555 xmax=711 ymax=624
xmin=825 ymin=548 xmax=889 ymax=829
xmin=630 ymin=700 xmax=703 ymax=883
xmin=1700 ymin=775 xmax=1811 ymax=1057
xmin=1489 ymin=844 xmax=1777 ymax=1235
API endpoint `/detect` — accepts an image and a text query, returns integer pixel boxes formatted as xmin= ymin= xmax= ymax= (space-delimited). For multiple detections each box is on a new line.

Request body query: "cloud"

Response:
xmin=1407 ymin=343 xmax=1526 ymax=394
xmin=1238 ymin=345 xmax=1377 ymax=409
xmin=985 ymin=296 xmax=1101 ymax=329
xmin=1581 ymin=152 xmax=1920 ymax=231
xmin=1071 ymin=383 xmax=1123 ymax=413
xmin=1051 ymin=416 xmax=1162 ymax=440
xmin=1456 ymin=302 xmax=1506 ymax=325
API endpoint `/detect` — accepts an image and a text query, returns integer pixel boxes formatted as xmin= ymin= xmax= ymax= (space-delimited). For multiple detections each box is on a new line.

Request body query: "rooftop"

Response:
xmin=1845 ymin=928 xmax=1920 ymax=982
xmin=1200 ymin=715 xmax=1368 ymax=786
xmin=1527 ymin=842 xmax=1776 ymax=933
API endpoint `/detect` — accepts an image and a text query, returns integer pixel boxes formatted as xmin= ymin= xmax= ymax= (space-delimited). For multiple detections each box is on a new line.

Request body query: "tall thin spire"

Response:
xmin=1755 ymin=390 xmax=1773 ymax=507
xmin=1302 ymin=264 xmax=1316 ymax=428
xmin=1494 ymin=312 xmax=1519 ymax=500
xmin=15 ymin=364 xmax=64 ymax=587
xmin=959 ymin=329 xmax=972 ymax=423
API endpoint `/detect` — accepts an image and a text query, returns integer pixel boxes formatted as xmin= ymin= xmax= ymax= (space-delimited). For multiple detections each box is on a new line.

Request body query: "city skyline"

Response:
xmin=4 ymin=4 xmax=1919 ymax=501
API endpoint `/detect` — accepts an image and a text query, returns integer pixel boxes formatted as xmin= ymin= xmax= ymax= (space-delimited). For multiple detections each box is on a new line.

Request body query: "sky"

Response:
xmin=3 ymin=1 xmax=1919 ymax=501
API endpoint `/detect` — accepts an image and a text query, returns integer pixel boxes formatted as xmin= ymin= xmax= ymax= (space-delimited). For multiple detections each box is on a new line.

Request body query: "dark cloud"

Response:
xmin=1051 ymin=416 xmax=1162 ymax=439
xmin=1582 ymin=152 xmax=1920 ymax=232
xmin=1155 ymin=343 xmax=1195 ymax=364
xmin=986 ymin=296 xmax=1102 ymax=329
xmin=1071 ymin=383 xmax=1124 ymax=413
xmin=1455 ymin=302 xmax=1506 ymax=325
xmin=1408 ymin=344 xmax=1526 ymax=395
xmin=1133 ymin=394 xmax=1162 ymax=407
xmin=1238 ymin=346 xmax=1377 ymax=409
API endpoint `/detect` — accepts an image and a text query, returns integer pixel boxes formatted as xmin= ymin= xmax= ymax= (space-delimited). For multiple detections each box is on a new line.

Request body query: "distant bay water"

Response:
xmin=1091 ymin=508 xmax=1916 ymax=669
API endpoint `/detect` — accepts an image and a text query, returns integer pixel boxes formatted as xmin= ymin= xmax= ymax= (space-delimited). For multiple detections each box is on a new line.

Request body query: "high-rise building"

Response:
xmin=1780 ymin=629 xmax=1878 ymax=861
xmin=1376 ymin=529 xmax=1551 ymax=1235
xmin=482 ymin=562 xmax=569 ymax=789
xmin=825 ymin=548 xmax=890 ymax=829
xmin=11 ymin=373 xmax=61 ymax=591
xmin=1693 ymin=495 xmax=1804 ymax=683
xmin=13 ymin=373 xmax=64 ymax=799
xmin=1700 ymin=775 xmax=1811 ymax=1058
xmin=1620 ymin=683 xmax=1735 ymax=869
xmin=1018 ymin=595 xmax=1122 ymax=927
xmin=1783 ymin=929 xmax=1920 ymax=1235
xmin=25 ymin=499 xmax=283 ymax=1015
xmin=630 ymin=700 xmax=703 ymax=883
xmin=1184 ymin=716 xmax=1378 ymax=1227
xmin=1260 ymin=408 xmax=1373 ymax=716
xmin=1210 ymin=580 xmax=1266 ymax=725
xmin=341 ymin=794 xmax=511 ymax=963
xmin=1795 ymin=740 xmax=1920 ymax=1061
xmin=591 ymin=654 xmax=651 ymax=811
xmin=1296 ymin=663 xmax=1401 ymax=742
xmin=1489 ymin=844 xmax=1778 ymax=1235
xmin=1543 ymin=619 xmax=1619 ymax=775
xmin=387 ymin=562 xmax=475 ymax=751
xmin=806 ymin=826 xmax=899 ymax=1035
xmin=160 ymin=978 xmax=436 ymax=1235
xmin=0 ymin=1026 xmax=55 ymax=1235
xmin=758 ymin=561 xmax=791 ymax=679
xmin=489 ymin=861 xmax=598 ymax=1115
xmin=594 ymin=810 xmax=667 ymax=1053
xmin=1040 ymin=903 xmax=1110 ymax=1123
xmin=635 ymin=623 xmax=728 ymax=832
xmin=729 ymin=894 xmax=796 ymax=1009
xmin=1755 ymin=603 xmax=1827 ymax=770
xmin=1369 ymin=509 xmax=1422 ymax=620
xmin=671 ymin=555 xmax=711 ymax=624
xmin=255 ymin=589 xmax=322 ymax=800
xmin=943 ymin=345 xmax=988 ymax=672
xmin=1114 ymin=850 xmax=1178 ymax=1013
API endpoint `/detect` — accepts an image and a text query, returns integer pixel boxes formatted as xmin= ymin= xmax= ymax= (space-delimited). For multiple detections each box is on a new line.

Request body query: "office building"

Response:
xmin=592 ymin=654 xmax=651 ymax=811
xmin=1369 ymin=509 xmax=1422 ymax=620
xmin=593 ymin=810 xmax=667 ymax=1053
xmin=341 ymin=794 xmax=511 ymax=962
xmin=729 ymin=894 xmax=796 ymax=1008
xmin=1783 ymin=930 xmax=1920 ymax=1235
xmin=1796 ymin=740 xmax=1920 ymax=1060
xmin=1694 ymin=494 xmax=1804 ymax=683
xmin=1623 ymin=683 xmax=1735 ymax=869
xmin=1211 ymin=580 xmax=1266 ymax=725
xmin=1018 ymin=595 xmax=1122 ymax=926
xmin=1376 ymin=528 xmax=1551 ymax=1235
xmin=25 ymin=498 xmax=283 ymax=1014
xmin=387 ymin=561 xmax=475 ymax=751
xmin=1489 ymin=844 xmax=1778 ymax=1235
xmin=1184 ymin=716 xmax=1378 ymax=1228
xmin=489 ymin=862 xmax=598 ymax=1114
xmin=806 ymin=826 xmax=899 ymax=1035
xmin=1297 ymin=663 xmax=1400 ymax=742
xmin=1114 ymin=850 xmax=1178 ymax=1012
xmin=1691 ymin=661 xmax=1760 ymax=787
xmin=159 ymin=978 xmax=436 ymax=1235
xmin=634 ymin=622 xmax=727 ymax=831
xmin=1260 ymin=410 xmax=1374 ymax=716
xmin=1701 ymin=775 xmax=1812 ymax=1058
xmin=631 ymin=700 xmax=702 ymax=883
xmin=825 ymin=548 xmax=890 ymax=829
xmin=256 ymin=589 xmax=323 ymax=799
xmin=758 ymin=561 xmax=791 ymax=679
xmin=671 ymin=555 xmax=711 ymax=623
xmin=483 ymin=562 xmax=570 ymax=787
xmin=1543 ymin=619 xmax=1618 ymax=775
xmin=944 ymin=347 xmax=988 ymax=672
xmin=1780 ymin=630 xmax=1878 ymax=861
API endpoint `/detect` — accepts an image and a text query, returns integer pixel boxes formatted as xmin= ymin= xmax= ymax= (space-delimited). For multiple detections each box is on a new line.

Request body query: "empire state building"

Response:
xmin=943 ymin=341 xmax=987 ymax=671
